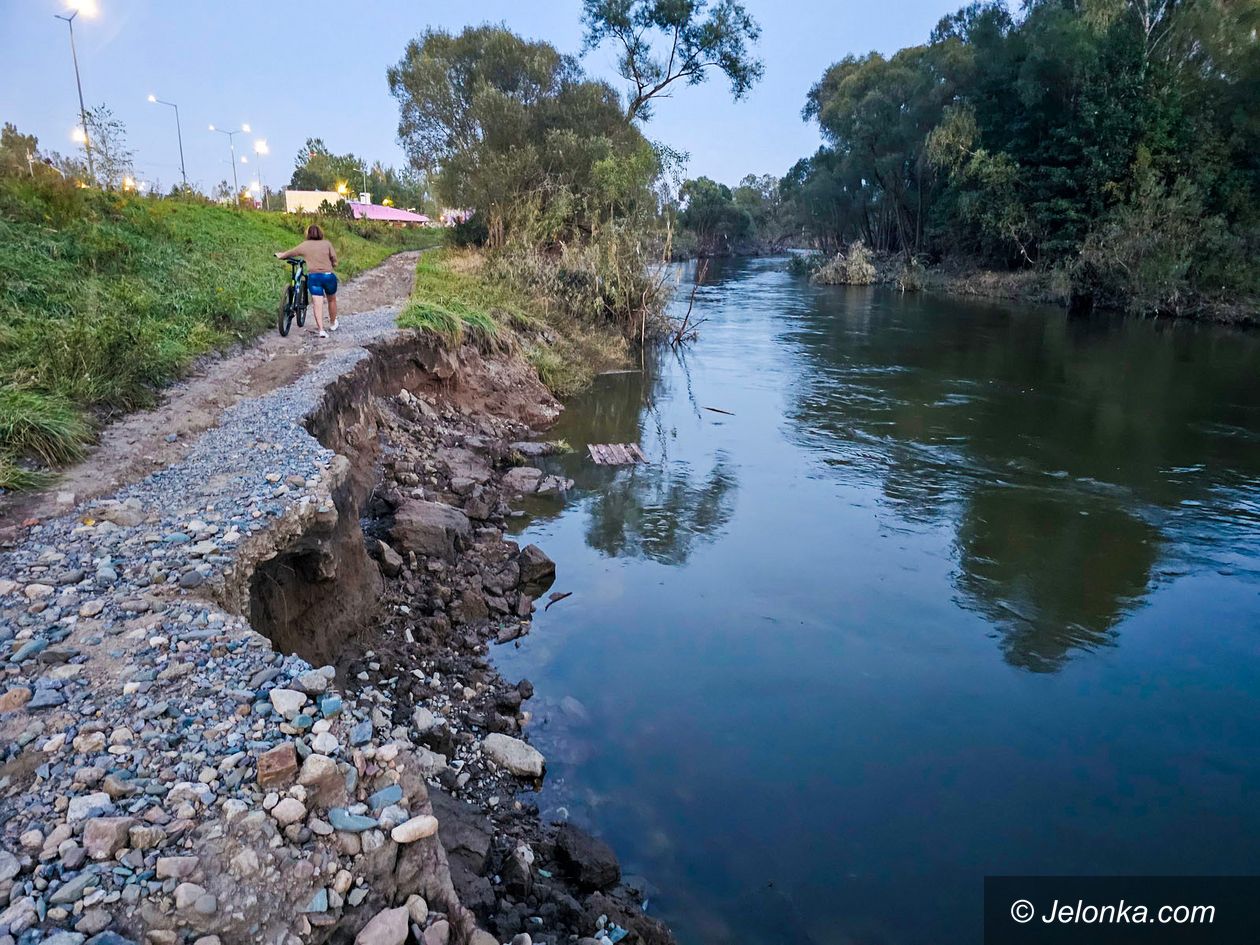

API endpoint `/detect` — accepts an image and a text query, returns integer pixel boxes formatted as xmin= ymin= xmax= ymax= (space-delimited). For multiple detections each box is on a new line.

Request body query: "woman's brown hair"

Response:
xmin=306 ymin=223 xmax=324 ymax=240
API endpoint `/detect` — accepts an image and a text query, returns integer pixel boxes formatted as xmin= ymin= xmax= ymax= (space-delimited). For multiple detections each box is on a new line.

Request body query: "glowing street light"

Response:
xmin=54 ymin=5 xmax=95 ymax=180
xmin=209 ymin=122 xmax=250 ymax=192
xmin=147 ymin=94 xmax=187 ymax=186
xmin=253 ymin=139 xmax=270 ymax=209
xmin=70 ymin=126 xmax=87 ymax=144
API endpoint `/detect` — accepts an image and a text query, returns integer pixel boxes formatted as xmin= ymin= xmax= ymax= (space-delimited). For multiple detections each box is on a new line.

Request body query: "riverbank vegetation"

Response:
xmin=0 ymin=171 xmax=439 ymax=489
xmin=778 ymin=0 xmax=1258 ymax=319
xmin=386 ymin=5 xmax=763 ymax=338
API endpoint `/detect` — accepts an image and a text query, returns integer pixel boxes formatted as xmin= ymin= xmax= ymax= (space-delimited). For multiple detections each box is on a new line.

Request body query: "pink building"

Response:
xmin=347 ymin=202 xmax=431 ymax=226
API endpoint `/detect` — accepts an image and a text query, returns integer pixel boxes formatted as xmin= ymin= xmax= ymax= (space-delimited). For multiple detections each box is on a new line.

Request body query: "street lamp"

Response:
xmin=54 ymin=4 xmax=95 ymax=181
xmin=147 ymin=94 xmax=186 ymax=186
xmin=209 ymin=122 xmax=249 ymax=192
xmin=253 ymin=138 xmax=269 ymax=209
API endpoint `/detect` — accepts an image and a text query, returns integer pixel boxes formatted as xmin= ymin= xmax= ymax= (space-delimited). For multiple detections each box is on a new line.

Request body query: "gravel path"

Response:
xmin=0 ymin=305 xmax=474 ymax=944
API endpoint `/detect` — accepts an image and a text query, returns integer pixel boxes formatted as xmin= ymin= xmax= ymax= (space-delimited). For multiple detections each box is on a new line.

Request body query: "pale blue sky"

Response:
xmin=2 ymin=0 xmax=987 ymax=193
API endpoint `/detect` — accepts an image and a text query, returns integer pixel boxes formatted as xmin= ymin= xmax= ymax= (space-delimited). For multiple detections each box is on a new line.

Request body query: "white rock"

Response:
xmin=390 ymin=815 xmax=439 ymax=844
xmin=269 ymin=688 xmax=306 ymax=719
xmin=481 ymin=733 xmax=545 ymax=778
xmin=405 ymin=894 xmax=428 ymax=926
xmin=270 ymin=797 xmax=307 ymax=826
xmin=66 ymin=792 xmax=111 ymax=823
xmin=310 ymin=731 xmax=339 ymax=755
xmin=411 ymin=707 xmax=438 ymax=733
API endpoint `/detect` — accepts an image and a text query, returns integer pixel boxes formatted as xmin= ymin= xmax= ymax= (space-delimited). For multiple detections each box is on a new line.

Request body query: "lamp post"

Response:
xmin=54 ymin=6 xmax=95 ymax=181
xmin=253 ymin=139 xmax=269 ymax=209
xmin=147 ymin=94 xmax=186 ymax=186
xmin=209 ymin=122 xmax=249 ymax=193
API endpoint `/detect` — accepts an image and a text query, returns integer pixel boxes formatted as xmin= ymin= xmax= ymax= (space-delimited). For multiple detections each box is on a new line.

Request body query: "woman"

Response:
xmin=276 ymin=224 xmax=340 ymax=337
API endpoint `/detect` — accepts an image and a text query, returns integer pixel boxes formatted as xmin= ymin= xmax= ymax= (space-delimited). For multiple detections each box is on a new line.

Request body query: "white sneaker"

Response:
xmin=318 ymin=330 xmax=328 ymax=338
xmin=329 ymin=320 xmax=339 ymax=332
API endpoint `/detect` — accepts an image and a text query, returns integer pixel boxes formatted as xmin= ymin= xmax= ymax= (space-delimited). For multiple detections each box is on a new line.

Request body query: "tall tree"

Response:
xmin=84 ymin=105 xmax=134 ymax=190
xmin=581 ymin=0 xmax=764 ymax=120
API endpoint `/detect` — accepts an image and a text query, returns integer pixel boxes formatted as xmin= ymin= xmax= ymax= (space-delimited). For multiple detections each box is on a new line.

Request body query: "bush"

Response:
xmin=449 ymin=215 xmax=489 ymax=248
xmin=811 ymin=240 xmax=877 ymax=285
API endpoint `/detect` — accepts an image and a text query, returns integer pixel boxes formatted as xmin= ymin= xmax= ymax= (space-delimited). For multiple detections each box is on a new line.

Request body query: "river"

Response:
xmin=494 ymin=256 xmax=1260 ymax=944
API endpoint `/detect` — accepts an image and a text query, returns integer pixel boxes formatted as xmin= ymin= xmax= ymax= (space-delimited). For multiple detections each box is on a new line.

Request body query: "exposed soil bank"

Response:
xmin=0 ymin=253 xmax=672 ymax=945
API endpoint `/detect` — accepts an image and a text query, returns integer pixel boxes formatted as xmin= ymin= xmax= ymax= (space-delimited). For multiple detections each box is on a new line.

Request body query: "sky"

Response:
xmin=2 ymin=0 xmax=977 ymax=195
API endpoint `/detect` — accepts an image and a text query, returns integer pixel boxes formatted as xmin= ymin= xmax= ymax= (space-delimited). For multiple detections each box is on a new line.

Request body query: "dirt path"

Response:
xmin=0 ymin=250 xmax=422 ymax=539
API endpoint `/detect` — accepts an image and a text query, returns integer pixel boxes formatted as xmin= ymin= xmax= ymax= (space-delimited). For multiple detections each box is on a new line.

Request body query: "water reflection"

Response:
xmin=521 ymin=347 xmax=738 ymax=566
xmin=784 ymin=282 xmax=1260 ymax=672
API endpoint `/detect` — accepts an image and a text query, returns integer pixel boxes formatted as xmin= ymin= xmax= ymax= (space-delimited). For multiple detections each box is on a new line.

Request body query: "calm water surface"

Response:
xmin=495 ymin=258 xmax=1260 ymax=944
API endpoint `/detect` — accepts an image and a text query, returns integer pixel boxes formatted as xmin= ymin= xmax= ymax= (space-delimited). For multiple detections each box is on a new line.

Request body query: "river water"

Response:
xmin=495 ymin=257 xmax=1260 ymax=944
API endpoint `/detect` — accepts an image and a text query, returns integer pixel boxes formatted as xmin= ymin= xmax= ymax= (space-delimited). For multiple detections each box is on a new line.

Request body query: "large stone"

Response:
xmin=516 ymin=544 xmax=556 ymax=598
xmin=390 ymin=500 xmax=471 ymax=562
xmin=268 ymin=689 xmax=306 ymax=720
xmin=155 ymin=856 xmax=198 ymax=879
xmin=270 ymin=798 xmax=307 ymax=826
xmin=501 ymin=466 xmax=544 ymax=495
xmin=554 ymin=823 xmax=621 ymax=890
xmin=481 ymin=733 xmax=545 ymax=779
xmin=354 ymin=906 xmax=409 ymax=945
xmin=83 ymin=817 xmax=135 ymax=860
xmin=66 ymin=792 xmax=112 ymax=823
xmin=436 ymin=447 xmax=493 ymax=484
xmin=256 ymin=742 xmax=298 ymax=789
xmin=390 ymin=815 xmax=439 ymax=844
xmin=0 ymin=686 xmax=32 ymax=713
xmin=297 ymin=754 xmax=345 ymax=807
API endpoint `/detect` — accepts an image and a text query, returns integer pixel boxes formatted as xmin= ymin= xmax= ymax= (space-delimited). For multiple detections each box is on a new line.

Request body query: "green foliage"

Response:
xmin=290 ymin=138 xmax=433 ymax=212
xmin=786 ymin=0 xmax=1259 ymax=315
xmin=0 ymin=172 xmax=432 ymax=485
xmin=678 ymin=177 xmax=751 ymax=254
xmin=581 ymin=0 xmax=765 ymax=120
xmin=399 ymin=249 xmax=629 ymax=397
xmin=389 ymin=26 xmax=659 ymax=249
xmin=811 ymin=241 xmax=877 ymax=285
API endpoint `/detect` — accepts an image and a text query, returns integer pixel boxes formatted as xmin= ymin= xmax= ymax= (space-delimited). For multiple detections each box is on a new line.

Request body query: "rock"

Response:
xmin=0 ymin=686 xmax=31 ymax=713
xmin=390 ymin=500 xmax=471 ymax=562
xmin=74 ymin=908 xmax=110 ymax=935
xmin=49 ymin=869 xmax=100 ymax=904
xmin=73 ymin=731 xmax=107 ymax=753
xmin=354 ymin=906 xmax=409 ymax=945
xmin=390 ymin=815 xmax=439 ymax=844
xmin=23 ymin=583 xmax=54 ymax=599
xmin=510 ymin=936 xmax=533 ymax=945
xmin=376 ymin=540 xmax=404 ymax=577
xmin=501 ymin=466 xmax=544 ymax=495
xmin=270 ymin=797 xmax=307 ymax=826
xmin=86 ymin=933 xmax=138 ymax=945
xmin=328 ymin=808 xmax=377 ymax=833
xmin=268 ymin=688 xmax=306 ymax=719
xmin=256 ymin=742 xmax=298 ymax=788
xmin=469 ymin=933 xmax=498 ymax=945
xmin=174 ymin=882 xmax=205 ymax=911
xmin=128 ymin=825 xmax=164 ymax=850
xmin=368 ymin=784 xmax=404 ymax=810
xmin=295 ymin=669 xmax=329 ymax=695
xmin=310 ymin=731 xmax=338 ymax=755
xmin=155 ymin=856 xmax=199 ymax=879
xmin=482 ymin=733 xmax=545 ymax=778
xmin=421 ymin=919 xmax=450 ymax=945
xmin=78 ymin=599 xmax=105 ymax=617
xmin=297 ymin=754 xmax=345 ymax=806
xmin=405 ymin=895 xmax=428 ymax=926
xmin=302 ymin=888 xmax=328 ymax=914
xmin=411 ymin=706 xmax=438 ymax=733
xmin=67 ymin=792 xmax=112 ymax=823
xmin=27 ymin=687 xmax=67 ymax=710
xmin=517 ymin=544 xmax=556 ymax=597
xmin=554 ymin=823 xmax=621 ymax=889
xmin=0 ymin=850 xmax=18 ymax=881
xmin=44 ymin=932 xmax=87 ymax=945
xmin=82 ymin=817 xmax=135 ymax=860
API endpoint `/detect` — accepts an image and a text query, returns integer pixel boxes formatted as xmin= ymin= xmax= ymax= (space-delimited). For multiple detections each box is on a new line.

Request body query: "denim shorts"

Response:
xmin=307 ymin=272 xmax=338 ymax=296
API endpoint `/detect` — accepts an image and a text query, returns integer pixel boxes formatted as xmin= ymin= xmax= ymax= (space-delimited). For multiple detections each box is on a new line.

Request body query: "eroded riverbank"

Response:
xmin=0 ymin=261 xmax=670 ymax=945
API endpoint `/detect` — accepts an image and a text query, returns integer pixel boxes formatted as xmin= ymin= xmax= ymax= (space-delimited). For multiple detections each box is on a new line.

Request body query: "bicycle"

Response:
xmin=278 ymin=257 xmax=309 ymax=336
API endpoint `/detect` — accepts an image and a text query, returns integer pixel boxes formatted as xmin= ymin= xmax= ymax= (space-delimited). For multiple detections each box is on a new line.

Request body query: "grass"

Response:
xmin=0 ymin=174 xmax=440 ymax=490
xmin=399 ymin=248 xmax=629 ymax=398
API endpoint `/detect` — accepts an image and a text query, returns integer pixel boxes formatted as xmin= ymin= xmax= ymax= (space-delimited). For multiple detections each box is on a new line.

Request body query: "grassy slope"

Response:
xmin=399 ymin=248 xmax=628 ymax=398
xmin=0 ymin=176 xmax=440 ymax=488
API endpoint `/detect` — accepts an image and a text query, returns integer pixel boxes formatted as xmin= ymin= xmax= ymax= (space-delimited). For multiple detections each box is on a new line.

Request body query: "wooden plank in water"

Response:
xmin=588 ymin=443 xmax=647 ymax=466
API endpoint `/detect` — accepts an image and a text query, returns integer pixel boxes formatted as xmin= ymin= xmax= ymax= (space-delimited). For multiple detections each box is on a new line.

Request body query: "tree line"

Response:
xmin=677 ymin=0 xmax=1257 ymax=317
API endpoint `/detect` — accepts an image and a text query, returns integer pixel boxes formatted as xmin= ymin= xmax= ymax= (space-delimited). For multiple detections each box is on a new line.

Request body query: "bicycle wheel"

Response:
xmin=296 ymin=280 xmax=308 ymax=327
xmin=279 ymin=285 xmax=295 ymax=336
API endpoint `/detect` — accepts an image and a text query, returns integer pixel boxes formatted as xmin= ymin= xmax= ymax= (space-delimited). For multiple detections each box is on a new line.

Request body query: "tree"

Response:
xmin=84 ymin=105 xmax=134 ymax=190
xmin=581 ymin=0 xmax=764 ymax=120
xmin=679 ymin=176 xmax=751 ymax=253
xmin=0 ymin=123 xmax=39 ymax=177
xmin=388 ymin=25 xmax=658 ymax=244
xmin=289 ymin=139 xmax=432 ymax=210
